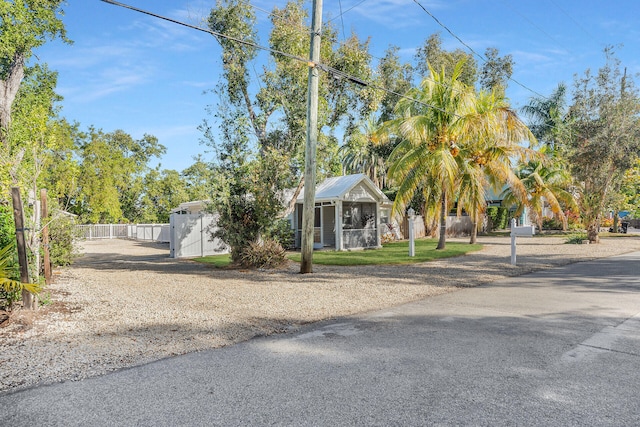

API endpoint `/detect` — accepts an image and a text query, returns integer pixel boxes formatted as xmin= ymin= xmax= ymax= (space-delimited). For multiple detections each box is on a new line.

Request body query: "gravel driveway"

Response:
xmin=2 ymin=235 xmax=640 ymax=392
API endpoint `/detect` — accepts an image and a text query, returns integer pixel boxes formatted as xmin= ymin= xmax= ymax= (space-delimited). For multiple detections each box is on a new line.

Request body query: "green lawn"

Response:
xmin=194 ymin=239 xmax=482 ymax=268
xmin=193 ymin=253 xmax=232 ymax=268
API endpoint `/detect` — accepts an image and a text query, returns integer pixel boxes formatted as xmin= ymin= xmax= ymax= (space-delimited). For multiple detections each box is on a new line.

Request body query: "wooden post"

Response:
xmin=11 ymin=187 xmax=33 ymax=310
xmin=300 ymin=0 xmax=323 ymax=274
xmin=41 ymin=189 xmax=52 ymax=285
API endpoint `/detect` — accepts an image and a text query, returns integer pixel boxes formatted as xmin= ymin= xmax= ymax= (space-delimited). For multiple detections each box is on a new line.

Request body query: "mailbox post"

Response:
xmin=408 ymin=208 xmax=415 ymax=257
xmin=510 ymin=218 xmax=535 ymax=265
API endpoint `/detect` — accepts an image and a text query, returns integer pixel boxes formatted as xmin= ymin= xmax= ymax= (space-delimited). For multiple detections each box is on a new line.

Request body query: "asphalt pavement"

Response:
xmin=2 ymin=251 xmax=640 ymax=426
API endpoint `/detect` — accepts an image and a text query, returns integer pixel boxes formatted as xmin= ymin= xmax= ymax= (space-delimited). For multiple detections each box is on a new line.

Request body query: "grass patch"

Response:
xmin=288 ymin=239 xmax=482 ymax=266
xmin=193 ymin=254 xmax=232 ymax=268
xmin=193 ymin=239 xmax=482 ymax=268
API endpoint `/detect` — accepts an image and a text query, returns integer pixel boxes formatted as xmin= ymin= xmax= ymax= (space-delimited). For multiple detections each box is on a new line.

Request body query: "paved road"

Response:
xmin=2 ymin=252 xmax=640 ymax=426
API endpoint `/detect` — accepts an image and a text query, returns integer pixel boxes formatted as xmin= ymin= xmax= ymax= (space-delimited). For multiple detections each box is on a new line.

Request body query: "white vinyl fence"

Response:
xmin=77 ymin=216 xmax=228 ymax=259
xmin=78 ymin=223 xmax=170 ymax=242
xmin=169 ymin=213 xmax=228 ymax=258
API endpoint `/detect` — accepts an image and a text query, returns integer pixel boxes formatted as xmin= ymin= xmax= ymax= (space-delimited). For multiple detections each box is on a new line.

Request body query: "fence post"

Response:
xmin=41 ymin=189 xmax=52 ymax=285
xmin=200 ymin=215 xmax=204 ymax=257
xmin=11 ymin=187 xmax=34 ymax=310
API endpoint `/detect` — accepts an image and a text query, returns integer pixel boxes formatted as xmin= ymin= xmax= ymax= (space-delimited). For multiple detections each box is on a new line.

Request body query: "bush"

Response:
xmin=486 ymin=206 xmax=509 ymax=230
xmin=48 ymin=212 xmax=82 ymax=267
xmin=542 ymin=217 xmax=563 ymax=230
xmin=565 ymin=233 xmax=588 ymax=244
xmin=237 ymin=239 xmax=287 ymax=269
xmin=265 ymin=218 xmax=295 ymax=250
xmin=0 ymin=204 xmax=15 ymax=250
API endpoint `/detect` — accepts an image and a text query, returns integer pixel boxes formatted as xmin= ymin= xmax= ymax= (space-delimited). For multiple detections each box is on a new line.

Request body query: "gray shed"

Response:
xmin=292 ymin=174 xmax=393 ymax=250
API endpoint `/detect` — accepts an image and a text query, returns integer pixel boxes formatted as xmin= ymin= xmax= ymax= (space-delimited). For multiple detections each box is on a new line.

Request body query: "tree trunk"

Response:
xmin=279 ymin=176 xmax=304 ymax=219
xmin=436 ymin=191 xmax=447 ymax=250
xmin=587 ymin=221 xmax=600 ymax=243
xmin=0 ymin=52 xmax=26 ymax=146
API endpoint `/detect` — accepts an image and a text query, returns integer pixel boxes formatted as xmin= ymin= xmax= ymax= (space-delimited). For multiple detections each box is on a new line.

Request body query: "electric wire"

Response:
xmin=326 ymin=0 xmax=370 ymax=24
xmin=547 ymin=0 xmax=596 ymax=43
xmin=233 ymin=0 xmax=472 ymax=102
xmin=100 ymin=0 xmax=463 ymax=118
xmin=410 ymin=0 xmax=546 ymax=99
xmin=499 ymin=0 xmax=570 ymax=53
xmin=338 ymin=0 xmax=346 ymax=40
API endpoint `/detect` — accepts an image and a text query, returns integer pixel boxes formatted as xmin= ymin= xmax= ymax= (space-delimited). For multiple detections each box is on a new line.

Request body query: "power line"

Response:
xmin=326 ymin=0 xmax=369 ymax=24
xmin=337 ymin=0 xmax=346 ymax=40
xmin=410 ymin=0 xmax=546 ymax=99
xmin=547 ymin=0 xmax=596 ymax=43
xmin=499 ymin=0 xmax=570 ymax=53
xmin=100 ymin=0 xmax=463 ymax=119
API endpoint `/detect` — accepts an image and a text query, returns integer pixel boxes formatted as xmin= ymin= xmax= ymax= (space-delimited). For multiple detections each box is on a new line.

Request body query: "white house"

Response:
xmin=290 ymin=174 xmax=393 ymax=251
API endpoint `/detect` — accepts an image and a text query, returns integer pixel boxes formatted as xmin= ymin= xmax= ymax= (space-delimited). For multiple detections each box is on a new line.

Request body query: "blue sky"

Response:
xmin=34 ymin=0 xmax=640 ymax=172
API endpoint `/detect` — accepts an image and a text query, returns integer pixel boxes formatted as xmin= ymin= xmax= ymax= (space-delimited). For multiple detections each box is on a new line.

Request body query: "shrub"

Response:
xmin=565 ymin=233 xmax=588 ymax=244
xmin=0 ymin=204 xmax=15 ymax=250
xmin=237 ymin=238 xmax=287 ymax=269
xmin=0 ymin=244 xmax=40 ymax=310
xmin=265 ymin=218 xmax=295 ymax=250
xmin=542 ymin=217 xmax=563 ymax=230
xmin=486 ymin=206 xmax=509 ymax=230
xmin=48 ymin=212 xmax=82 ymax=266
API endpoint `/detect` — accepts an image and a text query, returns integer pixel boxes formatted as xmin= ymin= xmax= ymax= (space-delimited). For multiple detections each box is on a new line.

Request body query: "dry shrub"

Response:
xmin=237 ymin=238 xmax=287 ymax=269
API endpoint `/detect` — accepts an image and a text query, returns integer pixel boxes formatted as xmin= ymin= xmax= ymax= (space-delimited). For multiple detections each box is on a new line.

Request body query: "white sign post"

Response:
xmin=510 ymin=218 xmax=535 ymax=265
xmin=408 ymin=208 xmax=415 ymax=257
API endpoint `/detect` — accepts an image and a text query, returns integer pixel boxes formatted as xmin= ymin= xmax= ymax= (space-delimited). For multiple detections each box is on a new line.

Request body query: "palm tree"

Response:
xmin=383 ymin=61 xmax=534 ymax=249
xmin=521 ymin=83 xmax=571 ymax=154
xmin=456 ymin=90 xmax=535 ymax=243
xmin=339 ymin=116 xmax=393 ymax=189
xmin=502 ymin=159 xmax=577 ymax=231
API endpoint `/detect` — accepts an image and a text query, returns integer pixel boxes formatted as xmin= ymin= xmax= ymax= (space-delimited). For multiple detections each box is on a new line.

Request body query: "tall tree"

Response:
xmin=567 ymin=47 xmax=640 ymax=242
xmin=383 ymin=61 xmax=534 ymax=249
xmin=501 ymin=158 xmax=577 ymax=231
xmin=1 ymin=64 xmax=65 ymax=195
xmin=0 ymin=0 xmax=69 ymax=145
xmin=73 ymin=129 xmax=165 ymax=223
xmin=207 ymin=0 xmax=373 ymax=181
xmin=414 ymin=33 xmax=477 ymax=87
xmin=205 ymin=0 xmax=377 ymax=258
xmin=521 ymin=83 xmax=572 ymax=155
xmin=376 ymin=45 xmax=413 ymax=123
xmin=479 ymin=47 xmax=513 ymax=94
xmin=456 ymin=89 xmax=534 ymax=244
xmin=339 ymin=116 xmax=392 ymax=189
xmin=138 ymin=168 xmax=190 ymax=223
xmin=181 ymin=155 xmax=215 ymax=201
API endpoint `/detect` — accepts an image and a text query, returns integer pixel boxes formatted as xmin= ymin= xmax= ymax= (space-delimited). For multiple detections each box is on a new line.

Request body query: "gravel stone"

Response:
xmin=2 ymin=235 xmax=639 ymax=392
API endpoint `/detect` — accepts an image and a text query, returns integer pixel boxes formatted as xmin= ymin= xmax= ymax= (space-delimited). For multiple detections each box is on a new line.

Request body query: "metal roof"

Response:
xmin=297 ymin=173 xmax=390 ymax=203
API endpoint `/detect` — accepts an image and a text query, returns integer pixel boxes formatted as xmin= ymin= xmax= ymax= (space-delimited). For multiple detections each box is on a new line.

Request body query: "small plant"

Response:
xmin=0 ymin=244 xmax=40 ymax=310
xmin=565 ymin=233 xmax=588 ymax=244
xmin=237 ymin=238 xmax=287 ymax=269
xmin=39 ymin=291 xmax=52 ymax=307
